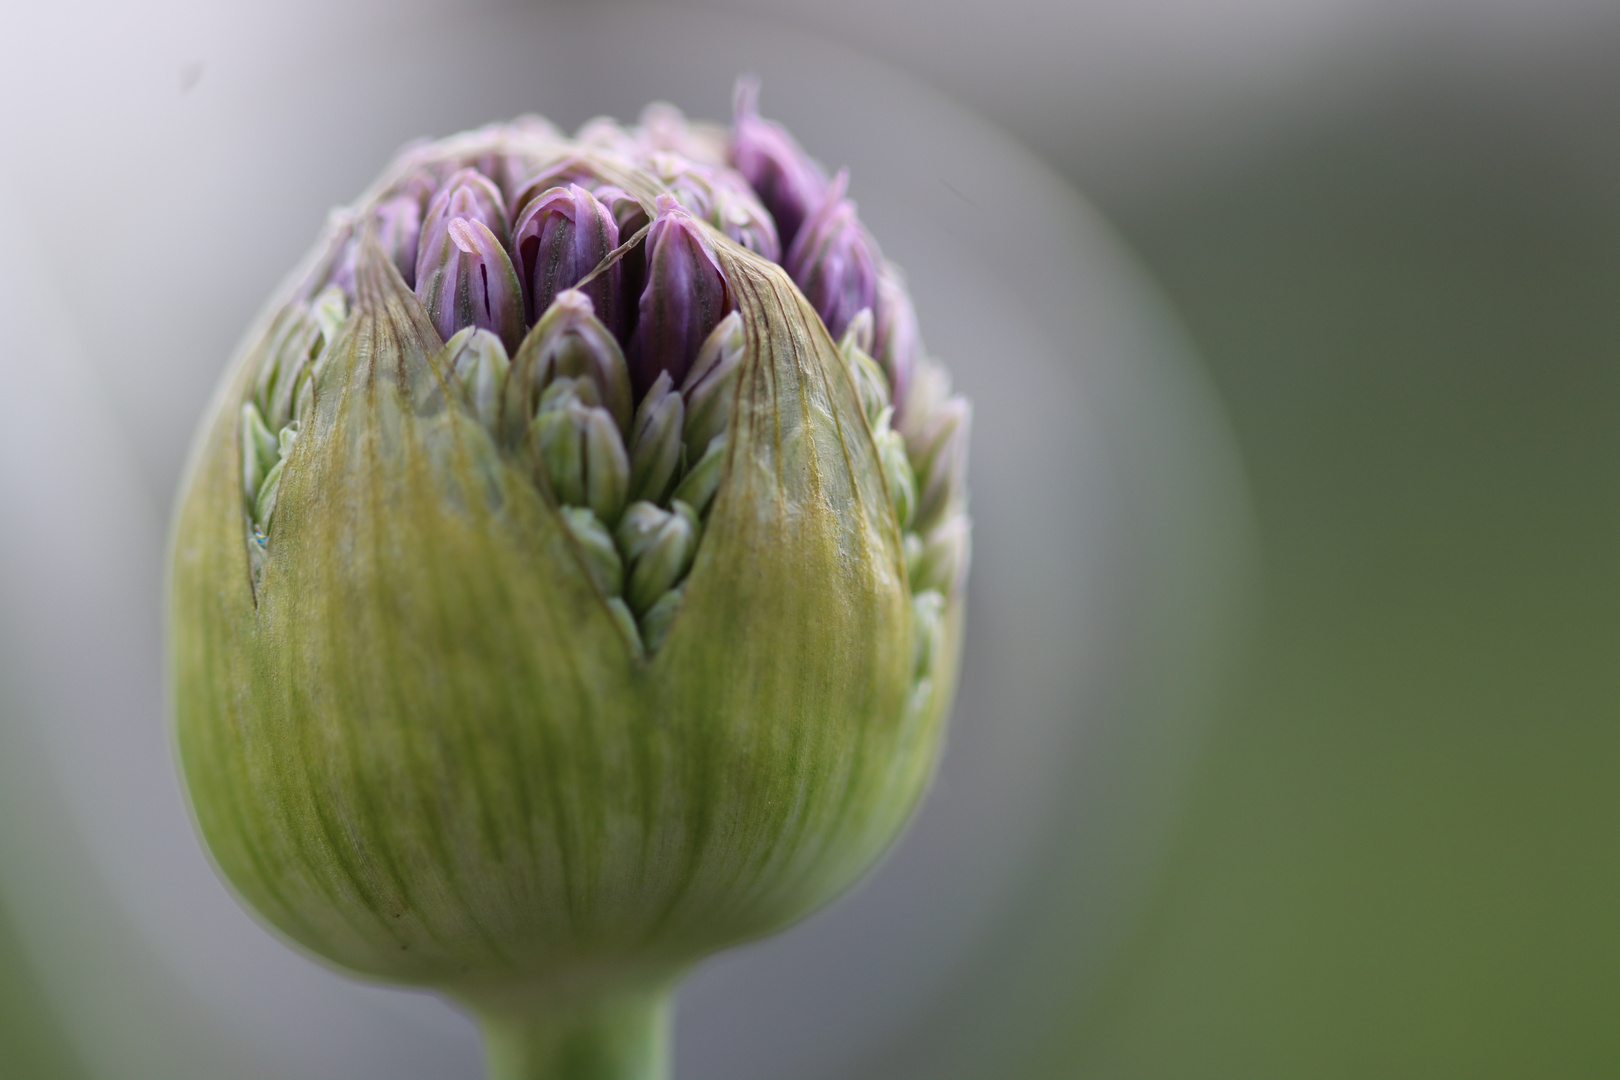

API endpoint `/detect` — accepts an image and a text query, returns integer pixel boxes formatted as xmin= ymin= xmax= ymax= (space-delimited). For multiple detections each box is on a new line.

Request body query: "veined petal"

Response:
xmin=512 ymin=183 xmax=621 ymax=328
xmin=629 ymin=194 xmax=730 ymax=395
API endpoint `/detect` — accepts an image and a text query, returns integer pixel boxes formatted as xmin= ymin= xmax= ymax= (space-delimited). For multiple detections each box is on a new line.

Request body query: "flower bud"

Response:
xmin=440 ymin=327 xmax=510 ymax=434
xmin=670 ymin=433 xmax=726 ymax=519
xmin=785 ymin=170 xmax=879 ymax=342
xmin=627 ymin=371 xmax=685 ymax=505
xmin=874 ymin=261 xmax=921 ymax=411
xmin=528 ymin=379 xmax=630 ymax=525
xmin=629 ymin=194 xmax=730 ymax=394
xmin=419 ymin=168 xmax=511 ymax=263
xmin=510 ymin=158 xmax=600 ymax=221
xmin=253 ymin=456 xmax=286 ymax=530
xmin=904 ymin=377 xmax=971 ymax=533
xmin=504 ymin=289 xmax=633 ymax=441
xmin=592 ymin=184 xmax=650 ymax=237
xmin=251 ymin=305 xmax=322 ymax=432
xmin=615 ymin=499 xmax=701 ymax=617
xmin=511 ymin=183 xmax=621 ymax=329
xmin=874 ymin=412 xmax=917 ymax=531
xmin=591 ymin=184 xmax=651 ymax=343
xmin=897 ymin=359 xmax=969 ymax=525
xmin=647 ymin=149 xmax=781 ymax=262
xmin=910 ymin=514 xmax=971 ymax=598
xmin=311 ymin=283 xmax=348 ymax=348
xmin=171 ymin=111 xmax=966 ymax=1080
xmin=637 ymin=101 xmax=729 ymax=167
xmin=638 ymin=586 xmax=684 ymax=654
xmin=647 ymin=151 xmax=717 ymax=219
xmin=730 ymin=78 xmax=828 ymax=251
xmin=240 ymin=402 xmax=277 ymax=505
xmin=416 ymin=215 xmax=525 ymax=353
xmin=374 ymin=191 xmax=426 ymax=287
xmin=561 ymin=504 xmax=625 ymax=597
xmin=415 ymin=169 xmax=524 ymax=351
xmin=838 ymin=309 xmax=891 ymax=427
xmin=330 ymin=179 xmax=432 ymax=297
xmin=576 ymin=115 xmax=641 ymax=158
xmin=910 ymin=589 xmax=946 ymax=681
xmin=710 ymin=173 xmax=780 ymax=262
xmin=680 ymin=311 xmax=745 ymax=456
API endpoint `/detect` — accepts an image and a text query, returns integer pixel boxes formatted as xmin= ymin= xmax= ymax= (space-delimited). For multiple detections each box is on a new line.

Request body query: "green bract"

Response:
xmin=170 ymin=103 xmax=968 ymax=1080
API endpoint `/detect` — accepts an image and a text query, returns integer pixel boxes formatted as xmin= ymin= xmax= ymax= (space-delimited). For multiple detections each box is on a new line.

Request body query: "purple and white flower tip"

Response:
xmin=730 ymin=78 xmax=828 ymax=252
xmin=415 ymin=215 xmax=524 ymax=353
xmin=785 ymin=170 xmax=878 ymax=342
xmin=512 ymin=183 xmax=622 ymax=329
xmin=415 ymin=168 xmax=510 ymax=287
xmin=630 ymin=194 xmax=730 ymax=394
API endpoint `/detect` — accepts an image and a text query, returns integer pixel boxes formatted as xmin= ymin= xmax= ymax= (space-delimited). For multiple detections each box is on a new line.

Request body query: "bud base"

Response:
xmin=467 ymin=983 xmax=673 ymax=1080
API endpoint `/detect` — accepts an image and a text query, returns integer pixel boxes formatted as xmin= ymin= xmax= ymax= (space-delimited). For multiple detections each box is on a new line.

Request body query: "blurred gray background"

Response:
xmin=3 ymin=1 xmax=1618 ymax=1077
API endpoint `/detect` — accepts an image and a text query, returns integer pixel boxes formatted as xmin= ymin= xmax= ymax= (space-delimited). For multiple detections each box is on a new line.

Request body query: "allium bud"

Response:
xmin=576 ymin=115 xmax=642 ymax=158
xmin=529 ymin=378 xmax=631 ymax=525
xmin=645 ymin=149 xmax=780 ymax=261
xmin=875 ymin=411 xmax=917 ymax=531
xmin=906 ymin=392 xmax=970 ymax=533
xmin=627 ymin=372 xmax=685 ymax=506
xmin=440 ymin=327 xmax=510 ymax=433
xmin=874 ymin=260 xmax=922 ymax=411
xmin=630 ymin=194 xmax=730 ymax=393
xmin=560 ymin=504 xmax=625 ymax=597
xmin=730 ymin=78 xmax=828 ymax=251
xmin=709 ymin=172 xmax=781 ymax=262
xmin=510 ymin=158 xmax=599 ymax=220
xmin=171 ymin=103 xmax=969 ymax=1080
xmin=909 ymin=514 xmax=971 ymax=598
xmin=239 ymin=401 xmax=276 ymax=504
xmin=591 ymin=184 xmax=651 ymax=343
xmin=415 ymin=169 xmax=523 ymax=351
xmin=374 ymin=191 xmax=426 ymax=287
xmin=670 ymin=433 xmax=726 ymax=518
xmin=592 ymin=184 xmax=651 ymax=237
xmin=250 ymin=303 xmax=322 ymax=431
xmin=615 ymin=499 xmax=701 ymax=617
xmin=680 ymin=311 xmax=745 ymax=456
xmin=637 ymin=101 xmax=730 ymax=167
xmin=646 ymin=151 xmax=718 ymax=219
xmin=785 ymin=170 xmax=879 ymax=342
xmin=504 ymin=289 xmax=632 ymax=440
xmin=838 ymin=309 xmax=892 ymax=427
xmin=511 ymin=183 xmax=620 ymax=328
xmin=417 ymin=167 xmax=510 ymax=279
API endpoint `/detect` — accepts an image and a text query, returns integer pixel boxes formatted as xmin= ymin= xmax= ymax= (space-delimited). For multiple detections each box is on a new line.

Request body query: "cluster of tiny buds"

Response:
xmin=240 ymin=83 xmax=969 ymax=659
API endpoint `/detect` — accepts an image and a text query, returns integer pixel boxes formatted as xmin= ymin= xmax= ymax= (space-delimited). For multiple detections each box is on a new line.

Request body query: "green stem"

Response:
xmin=470 ymin=985 xmax=674 ymax=1080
